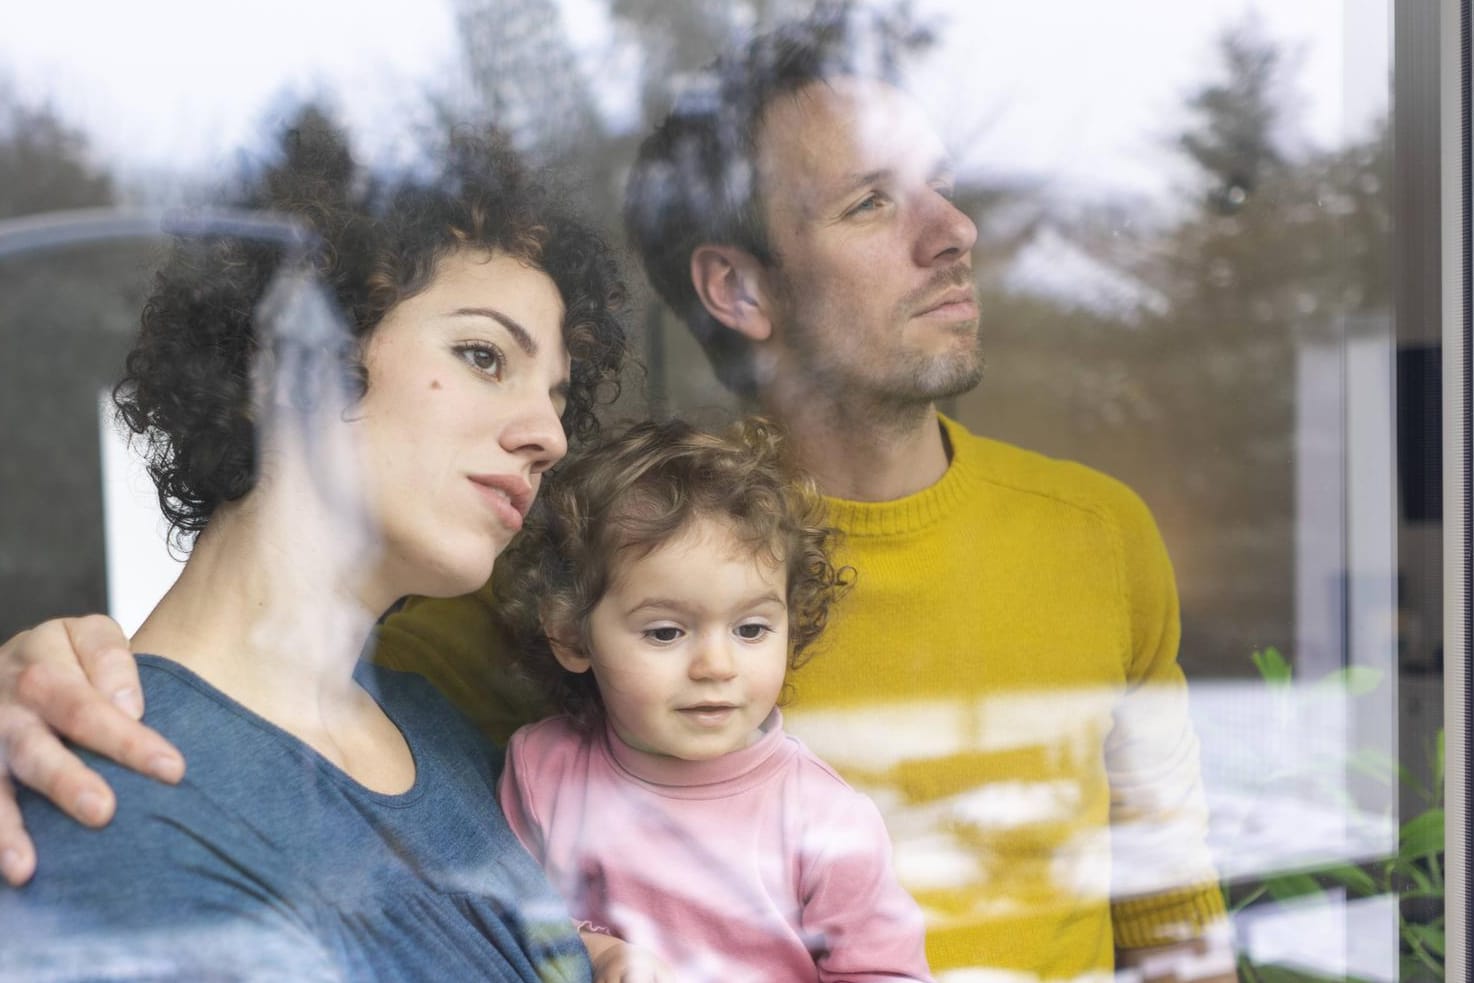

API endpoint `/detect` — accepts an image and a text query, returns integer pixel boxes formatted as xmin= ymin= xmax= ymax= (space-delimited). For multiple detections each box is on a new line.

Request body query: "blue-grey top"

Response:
xmin=1 ymin=654 xmax=590 ymax=983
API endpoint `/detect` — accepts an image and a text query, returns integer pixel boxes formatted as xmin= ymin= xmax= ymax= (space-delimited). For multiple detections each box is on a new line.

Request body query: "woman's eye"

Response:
xmin=644 ymin=627 xmax=682 ymax=643
xmin=453 ymin=342 xmax=505 ymax=379
xmin=735 ymin=623 xmax=771 ymax=640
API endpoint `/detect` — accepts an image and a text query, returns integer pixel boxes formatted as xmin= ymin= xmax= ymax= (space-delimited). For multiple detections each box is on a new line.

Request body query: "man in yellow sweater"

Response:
xmin=608 ymin=13 xmax=1227 ymax=977
xmin=0 ymin=8 xmax=1231 ymax=981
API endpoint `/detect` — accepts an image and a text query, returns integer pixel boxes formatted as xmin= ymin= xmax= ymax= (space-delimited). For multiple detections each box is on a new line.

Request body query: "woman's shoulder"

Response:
xmin=9 ymin=730 xmax=305 ymax=929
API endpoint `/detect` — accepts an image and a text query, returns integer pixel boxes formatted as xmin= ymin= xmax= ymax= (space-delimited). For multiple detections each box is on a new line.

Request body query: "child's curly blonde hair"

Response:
xmin=495 ymin=416 xmax=853 ymax=730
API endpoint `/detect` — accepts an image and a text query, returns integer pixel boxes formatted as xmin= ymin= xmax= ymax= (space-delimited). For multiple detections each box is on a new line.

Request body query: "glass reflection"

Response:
xmin=0 ymin=1 xmax=1439 ymax=981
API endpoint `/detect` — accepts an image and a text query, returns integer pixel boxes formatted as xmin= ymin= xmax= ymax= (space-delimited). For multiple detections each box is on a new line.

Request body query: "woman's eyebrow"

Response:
xmin=449 ymin=307 xmax=539 ymax=356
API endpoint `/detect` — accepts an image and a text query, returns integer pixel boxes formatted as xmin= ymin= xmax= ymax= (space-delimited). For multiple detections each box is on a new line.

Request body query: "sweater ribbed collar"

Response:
xmin=601 ymin=709 xmax=789 ymax=796
xmin=821 ymin=414 xmax=979 ymax=538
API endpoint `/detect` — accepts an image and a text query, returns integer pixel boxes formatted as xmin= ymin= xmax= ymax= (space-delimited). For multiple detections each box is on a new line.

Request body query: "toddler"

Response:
xmin=495 ymin=418 xmax=932 ymax=983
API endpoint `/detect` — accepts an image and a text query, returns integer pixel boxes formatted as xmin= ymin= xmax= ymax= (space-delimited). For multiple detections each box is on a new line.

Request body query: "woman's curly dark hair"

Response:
xmin=114 ymin=115 xmax=628 ymax=546
xmin=495 ymin=416 xmax=854 ymax=731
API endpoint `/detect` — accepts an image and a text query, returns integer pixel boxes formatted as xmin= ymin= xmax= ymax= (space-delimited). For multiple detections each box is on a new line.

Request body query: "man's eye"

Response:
xmin=847 ymin=192 xmax=884 ymax=216
xmin=453 ymin=342 xmax=505 ymax=378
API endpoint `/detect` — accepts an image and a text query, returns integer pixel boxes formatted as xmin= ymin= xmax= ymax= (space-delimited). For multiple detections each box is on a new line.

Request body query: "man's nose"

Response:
xmin=914 ymin=192 xmax=978 ymax=267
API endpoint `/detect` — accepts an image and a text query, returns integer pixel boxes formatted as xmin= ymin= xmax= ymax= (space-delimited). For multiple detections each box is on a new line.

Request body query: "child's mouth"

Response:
xmin=677 ymin=704 xmax=739 ymax=725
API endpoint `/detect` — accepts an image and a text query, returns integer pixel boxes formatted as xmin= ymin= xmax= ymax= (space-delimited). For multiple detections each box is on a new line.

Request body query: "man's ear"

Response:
xmin=548 ymin=632 xmax=592 ymax=674
xmin=689 ymin=244 xmax=774 ymax=343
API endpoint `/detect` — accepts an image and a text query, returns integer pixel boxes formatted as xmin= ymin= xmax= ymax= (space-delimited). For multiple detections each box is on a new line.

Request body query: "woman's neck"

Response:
xmin=131 ymin=486 xmax=413 ymax=791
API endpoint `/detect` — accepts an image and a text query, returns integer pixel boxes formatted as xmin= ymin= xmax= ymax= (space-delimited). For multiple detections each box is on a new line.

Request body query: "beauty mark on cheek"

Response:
xmin=429 ymin=380 xmax=442 ymax=390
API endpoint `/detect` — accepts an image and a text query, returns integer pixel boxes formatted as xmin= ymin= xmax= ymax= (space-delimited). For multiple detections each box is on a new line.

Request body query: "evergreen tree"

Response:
xmin=1178 ymin=17 xmax=1291 ymax=214
xmin=0 ymin=82 xmax=112 ymax=218
xmin=970 ymin=22 xmax=1390 ymax=677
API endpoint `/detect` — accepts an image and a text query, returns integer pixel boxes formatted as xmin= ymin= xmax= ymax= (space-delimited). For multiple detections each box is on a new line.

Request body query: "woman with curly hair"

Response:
xmin=0 ymin=126 xmax=631 ymax=981
xmin=493 ymin=417 xmax=933 ymax=982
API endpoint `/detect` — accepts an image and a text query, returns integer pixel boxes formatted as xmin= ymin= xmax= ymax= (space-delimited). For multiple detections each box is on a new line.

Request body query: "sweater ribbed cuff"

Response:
xmin=1112 ymin=880 xmax=1228 ymax=950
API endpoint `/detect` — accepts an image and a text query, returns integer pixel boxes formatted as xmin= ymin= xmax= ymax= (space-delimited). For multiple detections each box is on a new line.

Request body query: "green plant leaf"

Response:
xmin=1412 ymin=925 xmax=1445 ymax=957
xmin=1402 ymin=920 xmax=1446 ymax=958
xmin=1346 ymin=748 xmax=1398 ymax=786
xmin=1396 ymin=762 xmax=1431 ymax=805
xmin=1264 ymin=872 xmax=1325 ymax=902
xmin=1251 ymin=646 xmax=1293 ymax=685
xmin=1230 ymin=883 xmax=1269 ymax=913
xmin=1392 ymin=858 xmax=1435 ymax=893
xmin=1399 ymin=953 xmax=1434 ymax=982
xmin=1319 ymin=863 xmax=1377 ymax=896
xmin=1311 ymin=665 xmax=1383 ymax=696
xmin=1429 ymin=852 xmax=1444 ymax=889
xmin=1399 ymin=809 xmax=1445 ymax=859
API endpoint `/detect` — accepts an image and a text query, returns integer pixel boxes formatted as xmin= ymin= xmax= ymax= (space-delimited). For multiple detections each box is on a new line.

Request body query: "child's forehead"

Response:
xmin=610 ymin=514 xmax=786 ymax=580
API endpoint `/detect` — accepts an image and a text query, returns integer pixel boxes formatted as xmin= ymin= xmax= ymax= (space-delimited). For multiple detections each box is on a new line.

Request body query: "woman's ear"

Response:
xmin=689 ymin=244 xmax=773 ymax=343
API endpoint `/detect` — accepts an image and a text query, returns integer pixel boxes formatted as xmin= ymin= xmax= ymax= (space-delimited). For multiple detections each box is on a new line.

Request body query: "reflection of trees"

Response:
xmin=0 ymin=100 xmax=367 ymax=639
xmin=445 ymin=0 xmax=956 ymax=417
xmin=1 ymin=13 xmax=1392 ymax=679
xmin=0 ymin=84 xmax=112 ymax=217
xmin=0 ymin=89 xmax=147 ymax=639
xmin=452 ymin=0 xmax=608 ymax=195
xmin=961 ymin=23 xmax=1389 ymax=677
xmin=1177 ymin=18 xmax=1290 ymax=215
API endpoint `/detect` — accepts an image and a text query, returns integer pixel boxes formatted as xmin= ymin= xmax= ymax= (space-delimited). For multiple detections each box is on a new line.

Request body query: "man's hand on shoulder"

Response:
xmin=0 ymin=615 xmax=184 ymax=886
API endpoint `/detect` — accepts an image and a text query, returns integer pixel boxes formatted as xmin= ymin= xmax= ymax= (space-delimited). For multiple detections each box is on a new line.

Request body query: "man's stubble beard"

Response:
xmin=905 ymin=322 xmax=984 ymax=402
xmin=773 ymin=286 xmax=985 ymax=431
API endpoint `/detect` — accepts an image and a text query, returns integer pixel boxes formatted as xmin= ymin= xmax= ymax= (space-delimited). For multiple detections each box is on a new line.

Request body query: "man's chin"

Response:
xmin=913 ymin=349 xmax=984 ymax=402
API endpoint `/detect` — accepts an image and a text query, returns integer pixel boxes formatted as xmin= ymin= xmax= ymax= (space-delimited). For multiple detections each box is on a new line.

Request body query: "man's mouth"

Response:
xmin=916 ymin=287 xmax=979 ymax=320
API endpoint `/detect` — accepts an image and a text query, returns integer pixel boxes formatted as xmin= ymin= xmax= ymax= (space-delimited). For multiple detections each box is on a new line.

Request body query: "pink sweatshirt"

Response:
xmin=498 ymin=711 xmax=932 ymax=983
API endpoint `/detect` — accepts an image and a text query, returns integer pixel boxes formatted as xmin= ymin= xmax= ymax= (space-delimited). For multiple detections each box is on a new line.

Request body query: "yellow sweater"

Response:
xmin=373 ymin=416 xmax=1225 ymax=978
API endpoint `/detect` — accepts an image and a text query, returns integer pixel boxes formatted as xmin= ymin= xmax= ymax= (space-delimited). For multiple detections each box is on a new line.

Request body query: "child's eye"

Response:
xmin=644 ymin=626 xmax=683 ymax=643
xmin=735 ymin=623 xmax=772 ymax=641
xmin=452 ymin=342 xmax=506 ymax=380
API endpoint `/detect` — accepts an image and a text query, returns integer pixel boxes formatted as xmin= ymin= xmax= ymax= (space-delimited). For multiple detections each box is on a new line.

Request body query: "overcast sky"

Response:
xmin=0 ymin=0 xmax=1388 ymax=200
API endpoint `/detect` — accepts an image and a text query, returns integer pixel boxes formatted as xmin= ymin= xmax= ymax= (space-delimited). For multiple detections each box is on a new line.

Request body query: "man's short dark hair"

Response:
xmin=623 ymin=2 xmax=924 ymax=399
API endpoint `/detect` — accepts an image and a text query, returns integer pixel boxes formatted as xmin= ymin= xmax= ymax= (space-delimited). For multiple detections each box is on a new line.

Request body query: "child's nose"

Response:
xmin=689 ymin=637 xmax=738 ymax=681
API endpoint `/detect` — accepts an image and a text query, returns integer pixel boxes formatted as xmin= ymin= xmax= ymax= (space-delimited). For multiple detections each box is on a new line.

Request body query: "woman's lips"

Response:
xmin=468 ymin=475 xmax=531 ymax=531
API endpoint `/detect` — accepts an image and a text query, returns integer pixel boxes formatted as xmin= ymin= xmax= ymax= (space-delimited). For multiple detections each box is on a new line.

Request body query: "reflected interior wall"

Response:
xmin=0 ymin=244 xmax=150 ymax=640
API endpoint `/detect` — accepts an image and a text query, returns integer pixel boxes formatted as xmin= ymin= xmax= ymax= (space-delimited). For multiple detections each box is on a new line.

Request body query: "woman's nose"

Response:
xmin=501 ymin=393 xmax=569 ymax=474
